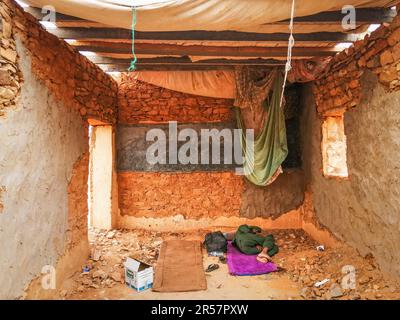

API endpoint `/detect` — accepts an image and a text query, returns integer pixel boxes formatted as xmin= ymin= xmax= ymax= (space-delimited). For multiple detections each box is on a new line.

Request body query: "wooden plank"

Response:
xmin=99 ymin=64 xmax=236 ymax=72
xmin=73 ymin=42 xmax=338 ymax=57
xmin=49 ymin=28 xmax=360 ymax=42
xmin=88 ymin=56 xmax=287 ymax=65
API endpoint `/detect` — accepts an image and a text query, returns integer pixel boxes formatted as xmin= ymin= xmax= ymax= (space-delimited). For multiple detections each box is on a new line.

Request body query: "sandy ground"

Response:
xmin=54 ymin=228 xmax=400 ymax=300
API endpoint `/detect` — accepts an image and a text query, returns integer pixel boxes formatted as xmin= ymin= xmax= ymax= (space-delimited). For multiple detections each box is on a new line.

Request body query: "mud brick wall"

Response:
xmin=313 ymin=15 xmax=400 ymax=116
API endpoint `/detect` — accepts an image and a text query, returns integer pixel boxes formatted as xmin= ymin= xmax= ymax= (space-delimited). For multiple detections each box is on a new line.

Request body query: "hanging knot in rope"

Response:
xmin=280 ymin=0 xmax=296 ymax=108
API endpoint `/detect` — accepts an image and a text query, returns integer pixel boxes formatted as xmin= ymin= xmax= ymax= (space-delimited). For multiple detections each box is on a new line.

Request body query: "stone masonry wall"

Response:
xmin=302 ymin=75 xmax=400 ymax=281
xmin=118 ymin=73 xmax=234 ymax=124
xmin=1 ymin=0 xmax=118 ymax=124
xmin=118 ymin=172 xmax=244 ymax=219
xmin=117 ymin=74 xmax=304 ymax=222
xmin=0 ymin=0 xmax=118 ymax=298
xmin=117 ymin=73 xmax=242 ymax=221
xmin=0 ymin=1 xmax=21 ymax=116
xmin=313 ymin=15 xmax=400 ymax=116
xmin=303 ymin=12 xmax=400 ymax=282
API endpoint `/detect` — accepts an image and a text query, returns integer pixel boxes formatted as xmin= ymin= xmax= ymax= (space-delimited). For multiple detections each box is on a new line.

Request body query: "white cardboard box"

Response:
xmin=124 ymin=256 xmax=153 ymax=292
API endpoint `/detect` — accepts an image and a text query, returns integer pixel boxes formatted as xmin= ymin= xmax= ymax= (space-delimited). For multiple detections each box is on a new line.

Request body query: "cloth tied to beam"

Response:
xmin=234 ymin=66 xmax=277 ymax=110
xmin=129 ymin=58 xmax=330 ymax=99
xmin=287 ymin=58 xmax=332 ymax=83
xmin=236 ymin=70 xmax=288 ymax=186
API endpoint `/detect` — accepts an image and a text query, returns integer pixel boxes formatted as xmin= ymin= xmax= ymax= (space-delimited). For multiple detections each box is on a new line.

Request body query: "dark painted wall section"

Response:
xmin=117 ymin=122 xmax=239 ymax=172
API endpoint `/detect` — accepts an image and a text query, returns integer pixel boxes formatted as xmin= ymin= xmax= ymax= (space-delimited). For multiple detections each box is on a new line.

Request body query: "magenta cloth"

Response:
xmin=227 ymin=241 xmax=278 ymax=276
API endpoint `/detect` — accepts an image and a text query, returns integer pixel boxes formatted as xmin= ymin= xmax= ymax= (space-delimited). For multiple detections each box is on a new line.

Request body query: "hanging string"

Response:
xmin=279 ymin=0 xmax=296 ymax=108
xmin=128 ymin=5 xmax=137 ymax=71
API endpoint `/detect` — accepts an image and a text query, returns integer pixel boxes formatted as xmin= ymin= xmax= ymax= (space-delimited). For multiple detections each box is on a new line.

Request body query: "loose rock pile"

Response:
xmin=71 ymin=229 xmax=165 ymax=294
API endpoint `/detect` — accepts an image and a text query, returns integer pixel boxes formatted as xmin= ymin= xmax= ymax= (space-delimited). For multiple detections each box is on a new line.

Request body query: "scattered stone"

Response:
xmin=106 ymin=231 xmax=116 ymax=239
xmin=59 ymin=290 xmax=68 ymax=298
xmin=359 ymin=276 xmax=370 ymax=285
xmin=350 ymin=293 xmax=361 ymax=300
xmin=300 ymin=287 xmax=309 ymax=299
xmin=92 ymin=270 xmax=108 ymax=280
xmin=110 ymin=272 xmax=122 ymax=282
xmin=329 ymin=283 xmax=344 ymax=299
xmin=91 ymin=248 xmax=101 ymax=261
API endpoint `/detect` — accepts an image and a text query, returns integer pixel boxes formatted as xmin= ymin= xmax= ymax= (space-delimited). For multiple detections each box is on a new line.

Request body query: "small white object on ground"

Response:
xmin=314 ymin=278 xmax=330 ymax=287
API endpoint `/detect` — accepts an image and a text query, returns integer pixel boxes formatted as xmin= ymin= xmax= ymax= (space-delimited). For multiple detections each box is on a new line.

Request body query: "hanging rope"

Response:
xmin=128 ymin=5 xmax=137 ymax=71
xmin=279 ymin=0 xmax=296 ymax=108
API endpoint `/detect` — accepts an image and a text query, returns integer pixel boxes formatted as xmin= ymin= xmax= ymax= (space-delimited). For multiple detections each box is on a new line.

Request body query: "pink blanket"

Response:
xmin=227 ymin=241 xmax=277 ymax=276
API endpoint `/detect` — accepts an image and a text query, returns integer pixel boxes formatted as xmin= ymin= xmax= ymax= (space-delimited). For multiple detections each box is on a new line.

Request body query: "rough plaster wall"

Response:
xmin=0 ymin=40 xmax=86 ymax=299
xmin=301 ymin=72 xmax=400 ymax=280
xmin=240 ymin=169 xmax=304 ymax=219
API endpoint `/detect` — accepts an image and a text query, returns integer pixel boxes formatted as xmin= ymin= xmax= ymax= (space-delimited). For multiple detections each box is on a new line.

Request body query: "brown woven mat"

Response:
xmin=152 ymin=240 xmax=207 ymax=292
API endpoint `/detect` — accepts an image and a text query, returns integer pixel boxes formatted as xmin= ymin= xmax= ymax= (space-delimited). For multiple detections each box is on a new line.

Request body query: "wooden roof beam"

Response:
xmin=100 ymin=64 xmax=235 ymax=72
xmin=48 ymin=28 xmax=361 ymax=43
xmin=73 ymin=43 xmax=339 ymax=57
xmin=87 ymin=56 xmax=288 ymax=66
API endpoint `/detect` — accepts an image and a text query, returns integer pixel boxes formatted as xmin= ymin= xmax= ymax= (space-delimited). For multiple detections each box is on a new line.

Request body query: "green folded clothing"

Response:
xmin=232 ymin=224 xmax=279 ymax=256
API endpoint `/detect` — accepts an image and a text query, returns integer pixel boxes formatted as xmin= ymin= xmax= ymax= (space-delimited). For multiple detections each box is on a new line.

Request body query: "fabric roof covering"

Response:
xmin=25 ymin=0 xmax=395 ymax=32
xmin=132 ymin=70 xmax=236 ymax=99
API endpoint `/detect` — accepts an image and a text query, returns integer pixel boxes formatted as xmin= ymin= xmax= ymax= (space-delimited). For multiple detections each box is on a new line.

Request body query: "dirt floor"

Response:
xmin=56 ymin=228 xmax=400 ymax=300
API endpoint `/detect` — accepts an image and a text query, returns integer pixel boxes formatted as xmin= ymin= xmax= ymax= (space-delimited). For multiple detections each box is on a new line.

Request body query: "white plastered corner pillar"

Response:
xmin=89 ymin=125 xmax=118 ymax=230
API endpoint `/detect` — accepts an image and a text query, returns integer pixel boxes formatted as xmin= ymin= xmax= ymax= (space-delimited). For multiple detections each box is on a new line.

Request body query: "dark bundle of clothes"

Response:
xmin=204 ymin=225 xmax=278 ymax=257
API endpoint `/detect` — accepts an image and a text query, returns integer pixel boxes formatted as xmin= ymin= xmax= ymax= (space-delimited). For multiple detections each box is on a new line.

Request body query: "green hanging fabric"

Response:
xmin=236 ymin=71 xmax=288 ymax=186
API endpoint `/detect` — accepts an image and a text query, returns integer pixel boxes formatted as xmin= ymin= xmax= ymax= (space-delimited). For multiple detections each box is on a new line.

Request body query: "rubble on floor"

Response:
xmin=58 ymin=228 xmax=400 ymax=300
xmin=272 ymin=229 xmax=400 ymax=300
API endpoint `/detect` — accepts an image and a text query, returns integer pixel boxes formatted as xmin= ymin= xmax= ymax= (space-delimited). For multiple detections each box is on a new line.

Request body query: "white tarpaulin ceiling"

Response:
xmin=25 ymin=0 xmax=395 ymax=32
